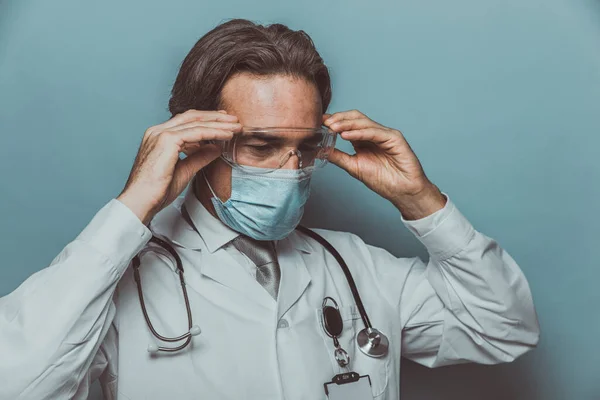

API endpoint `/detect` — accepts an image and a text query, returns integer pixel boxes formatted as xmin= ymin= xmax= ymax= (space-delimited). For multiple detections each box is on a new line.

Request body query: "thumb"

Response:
xmin=328 ymin=148 xmax=358 ymax=179
xmin=175 ymin=144 xmax=221 ymax=182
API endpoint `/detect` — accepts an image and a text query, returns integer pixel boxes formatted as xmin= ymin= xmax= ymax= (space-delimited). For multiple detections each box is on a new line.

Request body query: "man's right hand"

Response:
xmin=117 ymin=109 xmax=241 ymax=225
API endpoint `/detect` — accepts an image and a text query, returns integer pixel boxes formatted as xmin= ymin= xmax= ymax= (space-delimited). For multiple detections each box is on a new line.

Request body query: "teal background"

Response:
xmin=1 ymin=0 xmax=599 ymax=399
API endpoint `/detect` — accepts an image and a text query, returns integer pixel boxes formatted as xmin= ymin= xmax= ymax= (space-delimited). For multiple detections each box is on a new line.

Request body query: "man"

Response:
xmin=0 ymin=19 xmax=539 ymax=400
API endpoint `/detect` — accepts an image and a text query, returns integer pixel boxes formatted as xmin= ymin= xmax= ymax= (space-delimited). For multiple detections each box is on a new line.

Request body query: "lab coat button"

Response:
xmin=277 ymin=319 xmax=289 ymax=329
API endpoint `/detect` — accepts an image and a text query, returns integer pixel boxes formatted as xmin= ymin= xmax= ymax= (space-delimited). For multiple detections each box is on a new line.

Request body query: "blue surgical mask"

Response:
xmin=203 ymin=166 xmax=312 ymax=241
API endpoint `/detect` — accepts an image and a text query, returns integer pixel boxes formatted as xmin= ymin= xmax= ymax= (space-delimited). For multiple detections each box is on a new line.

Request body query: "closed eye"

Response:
xmin=247 ymin=143 xmax=275 ymax=150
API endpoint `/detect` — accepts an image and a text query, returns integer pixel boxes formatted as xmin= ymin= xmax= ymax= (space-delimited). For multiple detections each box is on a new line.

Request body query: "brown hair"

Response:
xmin=168 ymin=19 xmax=332 ymax=117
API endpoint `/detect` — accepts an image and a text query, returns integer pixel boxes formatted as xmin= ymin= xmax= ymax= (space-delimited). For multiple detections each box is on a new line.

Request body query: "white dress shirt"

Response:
xmin=0 ymin=176 xmax=540 ymax=400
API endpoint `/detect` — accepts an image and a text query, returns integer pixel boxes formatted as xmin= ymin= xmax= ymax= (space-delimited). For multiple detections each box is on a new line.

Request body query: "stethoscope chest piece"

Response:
xmin=357 ymin=327 xmax=389 ymax=358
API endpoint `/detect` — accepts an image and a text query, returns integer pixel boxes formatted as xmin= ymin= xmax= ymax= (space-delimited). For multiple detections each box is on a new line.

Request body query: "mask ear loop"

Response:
xmin=201 ymin=169 xmax=220 ymax=201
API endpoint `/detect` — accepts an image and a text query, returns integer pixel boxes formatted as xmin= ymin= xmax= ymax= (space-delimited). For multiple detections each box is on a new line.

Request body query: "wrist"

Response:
xmin=116 ymin=191 xmax=156 ymax=226
xmin=391 ymin=182 xmax=447 ymax=221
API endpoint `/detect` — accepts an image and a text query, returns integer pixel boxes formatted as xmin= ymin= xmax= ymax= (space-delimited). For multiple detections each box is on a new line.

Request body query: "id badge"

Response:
xmin=324 ymin=371 xmax=373 ymax=400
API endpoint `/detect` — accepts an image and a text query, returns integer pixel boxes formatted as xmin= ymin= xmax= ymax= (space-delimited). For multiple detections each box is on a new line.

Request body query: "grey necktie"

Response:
xmin=231 ymin=235 xmax=281 ymax=300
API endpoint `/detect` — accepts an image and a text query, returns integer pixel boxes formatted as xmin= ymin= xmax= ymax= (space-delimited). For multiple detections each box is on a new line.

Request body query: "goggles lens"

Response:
xmin=220 ymin=126 xmax=336 ymax=174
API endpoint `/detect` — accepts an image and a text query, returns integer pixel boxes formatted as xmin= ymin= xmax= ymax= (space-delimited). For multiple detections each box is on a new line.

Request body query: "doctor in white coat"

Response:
xmin=0 ymin=18 xmax=539 ymax=400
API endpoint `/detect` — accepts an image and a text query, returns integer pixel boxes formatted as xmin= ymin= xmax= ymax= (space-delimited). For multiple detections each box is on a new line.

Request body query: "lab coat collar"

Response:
xmin=275 ymin=235 xmax=313 ymax=320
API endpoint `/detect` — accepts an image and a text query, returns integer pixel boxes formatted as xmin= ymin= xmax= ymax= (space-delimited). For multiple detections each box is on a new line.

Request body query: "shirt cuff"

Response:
xmin=75 ymin=198 xmax=153 ymax=271
xmin=401 ymin=193 xmax=476 ymax=260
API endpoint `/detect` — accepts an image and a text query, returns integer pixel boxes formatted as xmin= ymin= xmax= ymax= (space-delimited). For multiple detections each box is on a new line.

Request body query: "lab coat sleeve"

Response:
xmin=368 ymin=194 xmax=540 ymax=367
xmin=0 ymin=199 xmax=152 ymax=400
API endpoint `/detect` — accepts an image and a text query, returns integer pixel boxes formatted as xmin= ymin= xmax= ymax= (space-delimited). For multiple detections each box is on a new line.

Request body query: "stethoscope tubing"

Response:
xmin=295 ymin=225 xmax=373 ymax=330
xmin=133 ymin=235 xmax=194 ymax=352
xmin=132 ymin=222 xmax=377 ymax=353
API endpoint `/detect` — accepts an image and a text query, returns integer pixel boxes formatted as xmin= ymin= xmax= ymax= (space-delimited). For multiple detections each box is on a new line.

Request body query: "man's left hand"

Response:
xmin=323 ymin=110 xmax=447 ymax=220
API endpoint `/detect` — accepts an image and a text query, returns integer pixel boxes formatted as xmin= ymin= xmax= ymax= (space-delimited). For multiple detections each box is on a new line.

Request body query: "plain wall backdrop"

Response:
xmin=1 ymin=0 xmax=599 ymax=399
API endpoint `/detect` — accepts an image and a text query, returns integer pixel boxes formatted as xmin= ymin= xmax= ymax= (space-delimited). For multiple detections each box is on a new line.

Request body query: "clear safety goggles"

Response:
xmin=217 ymin=126 xmax=337 ymax=175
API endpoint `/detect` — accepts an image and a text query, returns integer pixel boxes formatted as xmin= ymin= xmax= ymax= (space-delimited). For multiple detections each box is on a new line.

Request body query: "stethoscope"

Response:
xmin=132 ymin=221 xmax=390 ymax=361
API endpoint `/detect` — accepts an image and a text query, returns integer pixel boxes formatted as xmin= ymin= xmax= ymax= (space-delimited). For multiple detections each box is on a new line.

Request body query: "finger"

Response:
xmin=161 ymin=109 xmax=239 ymax=130
xmin=169 ymin=120 xmax=242 ymax=133
xmin=322 ymin=113 xmax=333 ymax=123
xmin=339 ymin=128 xmax=397 ymax=145
xmin=328 ymin=148 xmax=359 ymax=178
xmin=328 ymin=118 xmax=378 ymax=133
xmin=163 ymin=126 xmax=235 ymax=145
xmin=180 ymin=142 xmax=203 ymax=156
xmin=179 ymin=135 xmax=225 ymax=154
xmin=324 ymin=109 xmax=369 ymax=126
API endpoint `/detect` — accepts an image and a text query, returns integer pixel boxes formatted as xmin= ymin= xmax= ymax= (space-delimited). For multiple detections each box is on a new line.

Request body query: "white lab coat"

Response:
xmin=0 ymin=182 xmax=540 ymax=400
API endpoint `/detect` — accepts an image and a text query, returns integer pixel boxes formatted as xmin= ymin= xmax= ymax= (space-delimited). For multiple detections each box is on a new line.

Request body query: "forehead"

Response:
xmin=220 ymin=72 xmax=322 ymax=129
